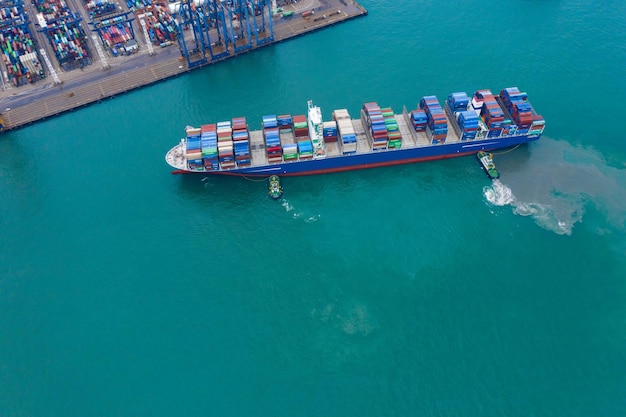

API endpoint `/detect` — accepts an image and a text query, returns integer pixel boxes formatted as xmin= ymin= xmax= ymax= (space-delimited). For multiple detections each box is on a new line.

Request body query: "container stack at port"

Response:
xmin=126 ymin=0 xmax=149 ymax=8
xmin=232 ymin=117 xmax=251 ymax=167
xmin=499 ymin=87 xmax=545 ymax=136
xmin=333 ymin=109 xmax=356 ymax=155
xmin=216 ymin=121 xmax=235 ymax=169
xmin=446 ymin=92 xmax=479 ymax=141
xmin=419 ymin=96 xmax=448 ymax=144
xmin=95 ymin=16 xmax=134 ymax=51
xmin=185 ymin=127 xmax=203 ymax=171
xmin=82 ymin=0 xmax=116 ymax=20
xmin=133 ymin=5 xmax=176 ymax=46
xmin=200 ymin=124 xmax=218 ymax=171
xmin=322 ymin=121 xmax=337 ymax=143
xmin=0 ymin=1 xmax=45 ymax=86
xmin=34 ymin=0 xmax=92 ymax=70
xmin=293 ymin=114 xmax=313 ymax=160
xmin=263 ymin=115 xmax=282 ymax=164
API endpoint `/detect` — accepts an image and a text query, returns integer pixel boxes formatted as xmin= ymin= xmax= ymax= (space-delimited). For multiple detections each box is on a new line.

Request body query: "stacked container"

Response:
xmin=446 ymin=92 xmax=470 ymax=113
xmin=232 ymin=116 xmax=250 ymax=167
xmin=381 ymin=106 xmax=401 ymax=149
xmin=471 ymin=89 xmax=491 ymax=116
xmin=292 ymin=115 xmax=308 ymax=138
xmin=322 ymin=121 xmax=338 ymax=143
xmin=333 ymin=109 xmax=357 ymax=154
xmin=216 ymin=120 xmax=235 ymax=169
xmin=263 ymin=115 xmax=282 ymax=164
xmin=499 ymin=87 xmax=545 ymax=135
xmin=456 ymin=111 xmax=479 ymax=141
xmin=185 ymin=127 xmax=203 ymax=170
xmin=134 ymin=6 xmax=176 ymax=45
xmin=419 ymin=96 xmax=448 ymax=144
xmin=95 ymin=16 xmax=134 ymax=49
xmin=282 ymin=143 xmax=297 ymax=161
xmin=33 ymin=0 xmax=92 ymax=70
xmin=297 ymin=140 xmax=313 ymax=159
xmin=0 ymin=24 xmax=45 ymax=86
xmin=409 ymin=109 xmax=427 ymax=131
xmin=200 ymin=124 xmax=218 ymax=171
xmin=476 ymin=90 xmax=507 ymax=138
xmin=82 ymin=0 xmax=116 ymax=19
xmin=291 ymin=114 xmax=312 ymax=159
xmin=363 ymin=102 xmax=387 ymax=150
xmin=0 ymin=1 xmax=44 ymax=86
xmin=277 ymin=114 xmax=292 ymax=133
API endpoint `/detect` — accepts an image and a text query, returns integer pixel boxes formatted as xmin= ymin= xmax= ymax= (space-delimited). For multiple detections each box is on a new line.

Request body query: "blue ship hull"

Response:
xmin=175 ymin=133 xmax=540 ymax=177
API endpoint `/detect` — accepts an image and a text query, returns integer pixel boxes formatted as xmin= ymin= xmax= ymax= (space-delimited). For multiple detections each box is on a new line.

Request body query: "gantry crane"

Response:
xmin=249 ymin=0 xmax=274 ymax=45
xmin=174 ymin=0 xmax=274 ymax=66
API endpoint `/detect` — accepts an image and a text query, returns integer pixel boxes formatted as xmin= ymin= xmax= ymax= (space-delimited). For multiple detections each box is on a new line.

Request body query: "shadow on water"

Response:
xmin=0 ymin=135 xmax=42 ymax=215
xmin=483 ymin=137 xmax=626 ymax=235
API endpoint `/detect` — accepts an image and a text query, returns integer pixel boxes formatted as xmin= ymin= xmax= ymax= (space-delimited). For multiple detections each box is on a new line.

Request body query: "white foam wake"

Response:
xmin=481 ymin=137 xmax=626 ymax=235
xmin=281 ymin=199 xmax=319 ymax=222
xmin=484 ymin=179 xmax=576 ymax=235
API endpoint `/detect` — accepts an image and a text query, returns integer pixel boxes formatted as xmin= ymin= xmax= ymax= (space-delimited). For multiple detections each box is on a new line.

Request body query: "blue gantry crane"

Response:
xmin=249 ymin=0 xmax=274 ymax=45
xmin=225 ymin=0 xmax=253 ymax=53
xmin=174 ymin=0 xmax=274 ymax=67
xmin=175 ymin=0 xmax=208 ymax=67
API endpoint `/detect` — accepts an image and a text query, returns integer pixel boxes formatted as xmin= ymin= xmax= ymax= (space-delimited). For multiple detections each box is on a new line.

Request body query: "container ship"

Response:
xmin=165 ymin=87 xmax=545 ymax=177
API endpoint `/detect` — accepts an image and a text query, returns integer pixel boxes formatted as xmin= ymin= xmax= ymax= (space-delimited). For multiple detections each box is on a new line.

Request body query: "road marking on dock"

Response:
xmin=39 ymin=49 xmax=61 ymax=84
xmin=91 ymin=35 xmax=110 ymax=70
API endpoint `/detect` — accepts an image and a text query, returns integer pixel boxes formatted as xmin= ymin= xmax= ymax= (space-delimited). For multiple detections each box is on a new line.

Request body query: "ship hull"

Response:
xmin=168 ymin=133 xmax=540 ymax=177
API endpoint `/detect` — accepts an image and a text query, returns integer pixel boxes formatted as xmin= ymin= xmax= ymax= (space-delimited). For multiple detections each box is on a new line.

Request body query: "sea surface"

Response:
xmin=1 ymin=1 xmax=626 ymax=416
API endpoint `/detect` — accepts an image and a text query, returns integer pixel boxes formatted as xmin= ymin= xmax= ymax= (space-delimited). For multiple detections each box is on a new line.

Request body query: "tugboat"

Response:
xmin=477 ymin=151 xmax=500 ymax=179
xmin=268 ymin=175 xmax=283 ymax=199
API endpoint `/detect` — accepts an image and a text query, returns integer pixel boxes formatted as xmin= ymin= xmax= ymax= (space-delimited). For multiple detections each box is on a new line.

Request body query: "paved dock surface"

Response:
xmin=0 ymin=0 xmax=367 ymax=132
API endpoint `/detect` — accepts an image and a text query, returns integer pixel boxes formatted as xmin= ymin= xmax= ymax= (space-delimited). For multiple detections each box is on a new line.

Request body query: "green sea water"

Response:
xmin=2 ymin=1 xmax=626 ymax=416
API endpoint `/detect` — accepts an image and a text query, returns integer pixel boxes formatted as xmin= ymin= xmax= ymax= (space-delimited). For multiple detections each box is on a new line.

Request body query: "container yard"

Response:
xmin=0 ymin=0 xmax=45 ymax=86
xmin=33 ymin=0 xmax=92 ymax=71
xmin=0 ymin=0 xmax=367 ymax=132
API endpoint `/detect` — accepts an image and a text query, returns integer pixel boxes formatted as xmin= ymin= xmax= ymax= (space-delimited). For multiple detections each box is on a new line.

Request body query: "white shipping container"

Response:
xmin=185 ymin=151 xmax=203 ymax=160
xmin=333 ymin=109 xmax=350 ymax=120
xmin=337 ymin=119 xmax=353 ymax=128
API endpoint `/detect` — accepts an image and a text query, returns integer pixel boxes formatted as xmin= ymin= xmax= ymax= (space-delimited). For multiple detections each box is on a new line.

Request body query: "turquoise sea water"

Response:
xmin=2 ymin=1 xmax=626 ymax=416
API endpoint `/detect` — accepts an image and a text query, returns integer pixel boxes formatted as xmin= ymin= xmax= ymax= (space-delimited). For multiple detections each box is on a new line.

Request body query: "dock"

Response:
xmin=0 ymin=0 xmax=367 ymax=132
